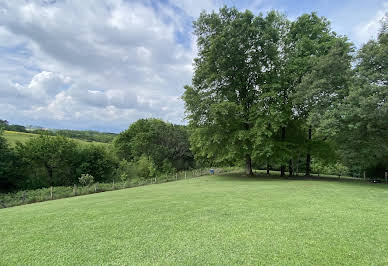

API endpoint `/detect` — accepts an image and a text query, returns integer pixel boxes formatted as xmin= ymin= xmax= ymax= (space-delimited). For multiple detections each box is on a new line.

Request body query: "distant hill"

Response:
xmin=32 ymin=129 xmax=117 ymax=143
xmin=3 ymin=130 xmax=112 ymax=146
xmin=1 ymin=119 xmax=117 ymax=143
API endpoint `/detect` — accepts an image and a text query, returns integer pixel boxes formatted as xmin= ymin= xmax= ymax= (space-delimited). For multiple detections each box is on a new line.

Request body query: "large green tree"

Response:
xmin=114 ymin=119 xmax=194 ymax=171
xmin=285 ymin=13 xmax=353 ymax=176
xmin=184 ymin=8 xmax=287 ymax=175
xmin=0 ymin=130 xmax=18 ymax=191
xmin=16 ymin=135 xmax=79 ymax=186
xmin=184 ymin=8 xmax=350 ymax=176
xmin=76 ymin=144 xmax=118 ymax=183
xmin=323 ymin=19 xmax=387 ymax=175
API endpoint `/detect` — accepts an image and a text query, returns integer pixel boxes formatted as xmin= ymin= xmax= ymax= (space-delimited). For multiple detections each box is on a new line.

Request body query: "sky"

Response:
xmin=0 ymin=0 xmax=387 ymax=132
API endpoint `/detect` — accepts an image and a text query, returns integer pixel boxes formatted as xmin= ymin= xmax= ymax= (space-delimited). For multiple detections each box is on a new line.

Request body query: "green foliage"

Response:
xmin=0 ymin=130 xmax=18 ymax=191
xmin=311 ymin=159 xmax=349 ymax=176
xmin=185 ymin=8 xmax=350 ymax=175
xmin=185 ymin=8 xmax=292 ymax=174
xmin=15 ymin=135 xmax=79 ymax=186
xmin=134 ymin=155 xmax=157 ymax=179
xmin=321 ymin=20 xmax=388 ymax=174
xmin=0 ymin=120 xmax=27 ymax=132
xmin=161 ymin=159 xmax=174 ymax=174
xmin=76 ymin=144 xmax=118 ymax=183
xmin=116 ymin=159 xmax=137 ymax=182
xmin=114 ymin=118 xmax=194 ymax=172
xmin=3 ymin=134 xmax=118 ymax=191
xmin=32 ymin=129 xmax=116 ymax=143
xmin=55 ymin=129 xmax=116 ymax=143
xmin=0 ymin=120 xmax=194 ymax=193
xmin=78 ymin=174 xmax=94 ymax=186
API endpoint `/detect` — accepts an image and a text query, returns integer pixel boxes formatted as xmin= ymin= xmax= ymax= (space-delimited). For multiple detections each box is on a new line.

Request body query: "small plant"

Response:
xmin=79 ymin=174 xmax=94 ymax=186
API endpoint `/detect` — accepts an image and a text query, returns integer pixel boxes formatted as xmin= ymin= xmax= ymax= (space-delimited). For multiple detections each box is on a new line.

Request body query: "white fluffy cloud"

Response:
xmin=353 ymin=2 xmax=388 ymax=44
xmin=15 ymin=71 xmax=71 ymax=101
xmin=0 ymin=0 xmax=197 ymax=131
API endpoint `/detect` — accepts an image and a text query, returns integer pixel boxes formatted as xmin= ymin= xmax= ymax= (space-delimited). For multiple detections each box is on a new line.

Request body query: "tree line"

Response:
xmin=0 ymin=120 xmax=28 ymax=133
xmin=0 ymin=119 xmax=194 ymax=192
xmin=183 ymin=8 xmax=387 ymax=178
xmin=0 ymin=119 xmax=117 ymax=143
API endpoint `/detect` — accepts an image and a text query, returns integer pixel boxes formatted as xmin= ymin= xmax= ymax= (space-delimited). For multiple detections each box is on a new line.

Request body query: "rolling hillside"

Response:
xmin=3 ymin=130 xmax=110 ymax=146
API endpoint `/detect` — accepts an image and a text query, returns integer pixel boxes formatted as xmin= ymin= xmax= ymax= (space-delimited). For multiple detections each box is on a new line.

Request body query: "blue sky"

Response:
xmin=0 ymin=0 xmax=386 ymax=132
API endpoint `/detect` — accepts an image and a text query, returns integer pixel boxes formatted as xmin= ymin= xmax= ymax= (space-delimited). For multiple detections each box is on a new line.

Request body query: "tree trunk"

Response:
xmin=280 ymin=166 xmax=285 ymax=177
xmin=280 ymin=126 xmax=286 ymax=177
xmin=44 ymin=162 xmax=53 ymax=186
xmin=289 ymin=159 xmax=293 ymax=176
xmin=245 ymin=154 xmax=253 ymax=175
xmin=266 ymin=162 xmax=270 ymax=175
xmin=305 ymin=126 xmax=312 ymax=176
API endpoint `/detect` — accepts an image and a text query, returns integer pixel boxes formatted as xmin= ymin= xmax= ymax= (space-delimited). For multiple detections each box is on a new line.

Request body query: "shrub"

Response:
xmin=135 ymin=155 xmax=157 ymax=179
xmin=116 ymin=159 xmax=137 ymax=182
xmin=79 ymin=174 xmax=94 ymax=186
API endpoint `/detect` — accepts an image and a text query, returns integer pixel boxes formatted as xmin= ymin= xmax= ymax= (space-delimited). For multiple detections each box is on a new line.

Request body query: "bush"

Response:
xmin=79 ymin=174 xmax=94 ymax=186
xmin=135 ymin=155 xmax=157 ymax=179
xmin=116 ymin=159 xmax=137 ymax=182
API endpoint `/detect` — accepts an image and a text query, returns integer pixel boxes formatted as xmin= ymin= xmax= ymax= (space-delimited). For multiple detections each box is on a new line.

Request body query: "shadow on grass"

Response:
xmin=214 ymin=171 xmax=388 ymax=189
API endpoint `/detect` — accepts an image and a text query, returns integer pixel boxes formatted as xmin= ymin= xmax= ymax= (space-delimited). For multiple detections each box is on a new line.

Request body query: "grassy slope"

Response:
xmin=1 ymin=173 xmax=387 ymax=265
xmin=3 ymin=130 xmax=109 ymax=146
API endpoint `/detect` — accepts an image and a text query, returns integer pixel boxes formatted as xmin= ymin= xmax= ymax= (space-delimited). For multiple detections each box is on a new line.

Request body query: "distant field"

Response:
xmin=1 ymin=173 xmax=387 ymax=265
xmin=3 ymin=130 xmax=109 ymax=146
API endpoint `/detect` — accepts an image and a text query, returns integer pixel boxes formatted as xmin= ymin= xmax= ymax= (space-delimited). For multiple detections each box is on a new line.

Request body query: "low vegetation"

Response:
xmin=0 ymin=119 xmax=195 ymax=193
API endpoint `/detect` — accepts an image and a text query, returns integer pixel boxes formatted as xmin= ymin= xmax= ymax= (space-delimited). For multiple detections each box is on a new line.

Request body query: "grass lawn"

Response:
xmin=1 ymin=173 xmax=387 ymax=265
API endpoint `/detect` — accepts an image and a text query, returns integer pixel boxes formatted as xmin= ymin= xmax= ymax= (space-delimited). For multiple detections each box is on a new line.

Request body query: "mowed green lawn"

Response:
xmin=1 ymin=174 xmax=388 ymax=265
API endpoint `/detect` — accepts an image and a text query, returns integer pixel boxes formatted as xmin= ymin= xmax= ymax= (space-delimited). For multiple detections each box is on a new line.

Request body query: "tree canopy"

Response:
xmin=114 ymin=118 xmax=194 ymax=172
xmin=184 ymin=7 xmax=356 ymax=176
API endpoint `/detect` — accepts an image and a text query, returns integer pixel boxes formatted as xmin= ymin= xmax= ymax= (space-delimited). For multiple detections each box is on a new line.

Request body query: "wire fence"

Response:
xmin=0 ymin=167 xmax=232 ymax=209
xmin=1 ymin=168 xmax=385 ymax=209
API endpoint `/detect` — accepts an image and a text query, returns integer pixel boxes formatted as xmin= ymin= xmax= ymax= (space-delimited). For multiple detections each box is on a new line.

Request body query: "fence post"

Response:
xmin=74 ymin=184 xmax=77 ymax=196
xmin=94 ymin=184 xmax=97 ymax=193
xmin=385 ymin=172 xmax=387 ymax=184
xmin=176 ymin=173 xmax=178 ymax=180
xmin=50 ymin=186 xmax=53 ymax=200
xmin=113 ymin=179 xmax=115 ymax=189
xmin=22 ymin=191 xmax=26 ymax=204
xmin=363 ymin=171 xmax=366 ymax=181
xmin=185 ymin=171 xmax=187 ymax=179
